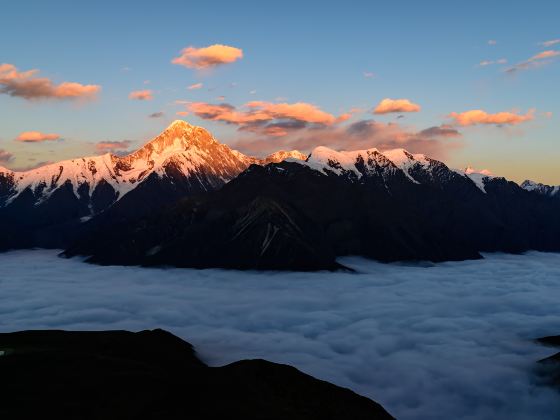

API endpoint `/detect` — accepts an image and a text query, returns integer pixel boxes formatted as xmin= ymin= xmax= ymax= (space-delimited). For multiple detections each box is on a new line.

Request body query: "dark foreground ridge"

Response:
xmin=0 ymin=328 xmax=394 ymax=420
xmin=536 ymin=335 xmax=560 ymax=389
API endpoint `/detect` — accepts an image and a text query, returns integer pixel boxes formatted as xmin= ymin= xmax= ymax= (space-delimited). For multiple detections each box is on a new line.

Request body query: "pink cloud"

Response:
xmin=0 ymin=63 xmax=100 ymax=101
xmin=230 ymin=120 xmax=462 ymax=161
xmin=465 ymin=166 xmax=493 ymax=176
xmin=505 ymin=50 xmax=560 ymax=73
xmin=129 ymin=90 xmax=153 ymax=100
xmin=95 ymin=140 xmax=132 ymax=154
xmin=373 ymin=98 xmax=421 ymax=114
xmin=187 ymin=101 xmax=342 ymax=128
xmin=448 ymin=109 xmax=534 ymax=126
xmin=15 ymin=131 xmax=61 ymax=142
xmin=188 ymin=82 xmax=203 ymax=90
xmin=172 ymin=44 xmax=243 ymax=69
xmin=0 ymin=149 xmax=14 ymax=164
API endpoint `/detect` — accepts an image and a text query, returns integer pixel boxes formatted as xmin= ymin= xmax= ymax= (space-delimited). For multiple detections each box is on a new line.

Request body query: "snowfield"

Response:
xmin=1 ymin=250 xmax=559 ymax=420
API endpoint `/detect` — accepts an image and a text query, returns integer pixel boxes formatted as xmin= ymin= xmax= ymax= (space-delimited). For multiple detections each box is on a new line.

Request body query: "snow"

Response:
xmin=1 ymin=249 xmax=559 ymax=420
xmin=0 ymin=120 xmax=254 ymax=209
xmin=382 ymin=148 xmax=430 ymax=183
xmin=520 ymin=180 xmax=560 ymax=197
xmin=305 ymin=146 xmax=381 ymax=177
xmin=466 ymin=172 xmax=489 ymax=192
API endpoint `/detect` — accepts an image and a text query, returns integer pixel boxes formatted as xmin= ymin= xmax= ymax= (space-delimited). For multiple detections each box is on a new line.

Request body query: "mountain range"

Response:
xmin=1 ymin=120 xmax=559 ymax=269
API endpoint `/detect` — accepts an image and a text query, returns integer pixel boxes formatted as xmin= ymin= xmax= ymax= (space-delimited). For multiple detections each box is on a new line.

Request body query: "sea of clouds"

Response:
xmin=1 ymin=250 xmax=559 ymax=419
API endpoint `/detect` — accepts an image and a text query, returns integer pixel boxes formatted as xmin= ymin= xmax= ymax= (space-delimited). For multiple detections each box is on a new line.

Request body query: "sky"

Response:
xmin=0 ymin=0 xmax=558 ymax=184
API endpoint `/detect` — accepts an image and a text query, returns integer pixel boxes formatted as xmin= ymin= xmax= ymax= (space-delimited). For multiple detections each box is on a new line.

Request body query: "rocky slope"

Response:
xmin=64 ymin=152 xmax=560 ymax=269
xmin=521 ymin=180 xmax=560 ymax=198
xmin=0 ymin=329 xmax=394 ymax=420
xmin=535 ymin=335 xmax=560 ymax=389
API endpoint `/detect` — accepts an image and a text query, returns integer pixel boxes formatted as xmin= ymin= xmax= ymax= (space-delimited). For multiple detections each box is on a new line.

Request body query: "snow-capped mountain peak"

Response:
xmin=0 ymin=120 xmax=254 ymax=209
xmin=520 ymin=179 xmax=560 ymax=197
xmin=305 ymin=146 xmax=389 ymax=178
xmin=263 ymin=150 xmax=308 ymax=163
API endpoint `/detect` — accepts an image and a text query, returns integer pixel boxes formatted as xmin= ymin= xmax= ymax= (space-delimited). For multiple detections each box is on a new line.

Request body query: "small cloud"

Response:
xmin=0 ymin=63 xmax=100 ymax=101
xmin=544 ymin=111 xmax=553 ymax=118
xmin=15 ymin=131 xmax=61 ymax=143
xmin=129 ymin=89 xmax=153 ymax=100
xmin=487 ymin=40 xmax=497 ymax=45
xmin=143 ymin=80 xmax=150 ymax=85
xmin=531 ymin=50 xmax=560 ymax=60
xmin=0 ymin=149 xmax=14 ymax=164
xmin=121 ymin=67 xmax=131 ymax=72
xmin=217 ymin=96 xmax=225 ymax=101
xmin=448 ymin=109 xmax=534 ymax=126
xmin=12 ymin=160 xmax=54 ymax=171
xmin=418 ymin=125 xmax=462 ymax=138
xmin=176 ymin=111 xmax=189 ymax=116
xmin=148 ymin=111 xmax=164 ymax=118
xmin=363 ymin=71 xmax=375 ymax=78
xmin=95 ymin=140 xmax=132 ymax=154
xmin=172 ymin=44 xmax=243 ymax=69
xmin=539 ymin=39 xmax=560 ymax=48
xmin=465 ymin=166 xmax=493 ymax=176
xmin=505 ymin=50 xmax=559 ymax=74
xmin=249 ymin=90 xmax=257 ymax=95
xmin=373 ymin=98 xmax=421 ymax=114
xmin=479 ymin=58 xmax=507 ymax=66
xmin=188 ymin=82 xmax=203 ymax=90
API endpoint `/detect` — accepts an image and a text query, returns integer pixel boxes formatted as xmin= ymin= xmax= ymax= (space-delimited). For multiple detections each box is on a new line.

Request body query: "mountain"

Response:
xmin=0 ymin=121 xmax=306 ymax=250
xmin=0 ymin=329 xmax=394 ymax=420
xmin=4 ymin=120 xmax=560 ymax=268
xmin=64 ymin=145 xmax=560 ymax=270
xmin=521 ymin=180 xmax=560 ymax=198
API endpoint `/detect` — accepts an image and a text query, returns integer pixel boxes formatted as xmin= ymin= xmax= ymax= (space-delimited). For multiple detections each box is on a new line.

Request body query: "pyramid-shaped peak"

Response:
xmin=167 ymin=119 xmax=196 ymax=129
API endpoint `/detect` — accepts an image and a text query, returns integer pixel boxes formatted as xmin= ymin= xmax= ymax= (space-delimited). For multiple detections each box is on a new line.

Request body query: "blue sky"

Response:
xmin=0 ymin=0 xmax=558 ymax=183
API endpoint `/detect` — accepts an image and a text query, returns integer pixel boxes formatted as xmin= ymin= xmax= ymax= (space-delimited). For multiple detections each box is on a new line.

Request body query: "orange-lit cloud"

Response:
xmin=188 ymin=82 xmax=203 ymax=90
xmin=0 ymin=149 xmax=14 ymax=164
xmin=172 ymin=44 xmax=243 ymax=69
xmin=0 ymin=63 xmax=100 ymax=101
xmin=505 ymin=50 xmax=560 ymax=73
xmin=184 ymin=100 xmax=352 ymax=138
xmin=231 ymin=120 xmax=462 ymax=160
xmin=129 ymin=90 xmax=153 ymax=100
xmin=188 ymin=100 xmax=341 ymax=126
xmin=176 ymin=111 xmax=189 ymax=116
xmin=95 ymin=140 xmax=132 ymax=154
xmin=465 ymin=166 xmax=493 ymax=176
xmin=448 ymin=109 xmax=534 ymax=126
xmin=374 ymin=98 xmax=421 ymax=114
xmin=15 ymin=131 xmax=61 ymax=142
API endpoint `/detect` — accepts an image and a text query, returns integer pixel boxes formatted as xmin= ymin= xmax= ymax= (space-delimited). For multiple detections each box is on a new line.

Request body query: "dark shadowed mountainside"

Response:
xmin=0 ymin=329 xmax=394 ymax=420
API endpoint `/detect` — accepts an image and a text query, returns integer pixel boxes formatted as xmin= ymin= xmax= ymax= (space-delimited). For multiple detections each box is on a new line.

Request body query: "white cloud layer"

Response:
xmin=0 ymin=250 xmax=559 ymax=420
